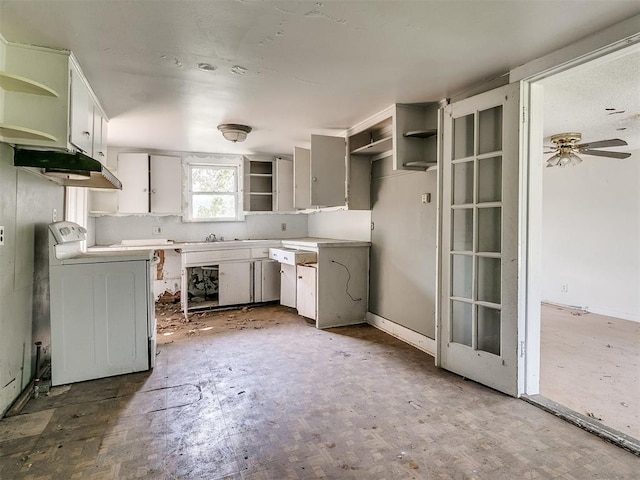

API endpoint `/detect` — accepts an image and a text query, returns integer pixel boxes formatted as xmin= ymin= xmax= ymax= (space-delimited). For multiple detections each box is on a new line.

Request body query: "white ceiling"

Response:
xmin=541 ymin=46 xmax=640 ymax=152
xmin=1 ymin=1 xmax=639 ymax=156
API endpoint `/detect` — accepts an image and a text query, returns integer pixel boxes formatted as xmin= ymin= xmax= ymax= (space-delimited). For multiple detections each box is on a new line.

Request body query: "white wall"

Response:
xmin=307 ymin=208 xmax=372 ymax=241
xmin=94 ymin=213 xmax=308 ymax=246
xmin=0 ymin=143 xmax=65 ymax=414
xmin=541 ymin=150 xmax=639 ymax=322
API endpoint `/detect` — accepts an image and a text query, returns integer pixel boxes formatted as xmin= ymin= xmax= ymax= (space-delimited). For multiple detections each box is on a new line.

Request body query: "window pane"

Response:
xmin=451 ymin=254 xmax=473 ymax=299
xmin=478 ymin=156 xmax=502 ymax=203
xmin=192 ymin=194 xmax=236 ymax=219
xmin=452 ymin=208 xmax=473 ymax=251
xmin=477 ymin=257 xmax=501 ymax=304
xmin=451 ymin=300 xmax=472 ymax=347
xmin=453 ymin=161 xmax=474 ymax=205
xmin=478 ymin=105 xmax=502 ymax=154
xmin=477 ymin=306 xmax=501 ymax=355
xmin=453 ymin=114 xmax=474 ymax=159
xmin=477 ymin=207 xmax=501 ymax=253
xmin=192 ymin=167 xmax=236 ymax=193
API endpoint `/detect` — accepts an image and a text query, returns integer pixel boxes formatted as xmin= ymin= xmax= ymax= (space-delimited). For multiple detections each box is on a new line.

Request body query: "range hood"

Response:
xmin=13 ymin=148 xmax=122 ymax=189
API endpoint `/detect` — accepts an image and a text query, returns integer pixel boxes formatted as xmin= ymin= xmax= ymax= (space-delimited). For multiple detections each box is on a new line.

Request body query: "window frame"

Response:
xmin=183 ymin=155 xmax=244 ymax=222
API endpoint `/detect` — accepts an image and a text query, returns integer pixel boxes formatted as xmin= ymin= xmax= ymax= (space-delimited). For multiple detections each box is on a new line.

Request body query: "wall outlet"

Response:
xmin=421 ymin=193 xmax=431 ymax=204
xmin=0 ymin=225 xmax=4 ymax=246
xmin=52 ymin=208 xmax=57 ymax=222
xmin=152 ymin=226 xmax=162 ymax=235
xmin=561 ymin=283 xmax=568 ymax=293
xmin=281 ymin=223 xmax=287 ymax=232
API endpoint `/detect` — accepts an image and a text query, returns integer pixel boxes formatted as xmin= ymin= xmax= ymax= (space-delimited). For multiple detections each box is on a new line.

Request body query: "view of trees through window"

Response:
xmin=190 ymin=166 xmax=238 ymax=219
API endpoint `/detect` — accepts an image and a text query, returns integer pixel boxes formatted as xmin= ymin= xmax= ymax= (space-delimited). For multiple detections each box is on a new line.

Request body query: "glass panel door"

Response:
xmin=439 ymin=83 xmax=522 ymax=396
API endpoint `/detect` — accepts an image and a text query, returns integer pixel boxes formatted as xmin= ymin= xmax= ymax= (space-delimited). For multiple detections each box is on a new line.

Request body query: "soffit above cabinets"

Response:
xmin=1 ymin=1 xmax=638 ymax=155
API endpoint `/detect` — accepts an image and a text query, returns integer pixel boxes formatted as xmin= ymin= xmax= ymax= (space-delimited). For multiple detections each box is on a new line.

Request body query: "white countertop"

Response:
xmin=88 ymin=237 xmax=370 ymax=253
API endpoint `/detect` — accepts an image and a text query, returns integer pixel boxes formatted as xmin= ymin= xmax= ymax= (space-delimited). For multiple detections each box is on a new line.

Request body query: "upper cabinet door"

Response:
xmin=118 ymin=153 xmax=150 ymax=214
xmin=310 ymin=135 xmax=346 ymax=207
xmin=69 ymin=63 xmax=93 ymax=154
xmin=294 ymin=147 xmax=311 ymax=209
xmin=150 ymin=155 xmax=182 ymax=214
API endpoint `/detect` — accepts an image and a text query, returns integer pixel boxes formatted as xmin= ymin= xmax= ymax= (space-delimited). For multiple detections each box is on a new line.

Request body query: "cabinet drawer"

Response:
xmin=269 ymin=248 xmax=317 ymax=265
xmin=183 ymin=249 xmax=251 ymax=266
xmin=251 ymin=247 xmax=270 ymax=259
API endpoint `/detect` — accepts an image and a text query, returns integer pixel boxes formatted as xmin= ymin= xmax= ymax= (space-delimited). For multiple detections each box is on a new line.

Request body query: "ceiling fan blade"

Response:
xmin=577 ymin=138 xmax=628 ymax=149
xmin=580 ymin=149 xmax=631 ymax=159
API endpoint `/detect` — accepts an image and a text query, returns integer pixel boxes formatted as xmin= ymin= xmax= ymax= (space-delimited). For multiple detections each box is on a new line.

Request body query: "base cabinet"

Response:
xmin=254 ymin=259 xmax=280 ymax=302
xmin=219 ymin=262 xmax=252 ymax=306
xmin=279 ymin=263 xmax=297 ymax=308
xmin=296 ymin=264 xmax=317 ymax=320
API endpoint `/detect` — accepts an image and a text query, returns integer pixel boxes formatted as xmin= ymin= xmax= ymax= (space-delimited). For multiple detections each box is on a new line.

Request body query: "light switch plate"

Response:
xmin=0 ymin=225 xmax=5 ymax=246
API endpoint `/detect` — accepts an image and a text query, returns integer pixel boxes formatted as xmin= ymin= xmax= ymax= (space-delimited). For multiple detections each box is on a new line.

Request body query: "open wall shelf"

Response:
xmin=0 ymin=72 xmax=59 ymax=97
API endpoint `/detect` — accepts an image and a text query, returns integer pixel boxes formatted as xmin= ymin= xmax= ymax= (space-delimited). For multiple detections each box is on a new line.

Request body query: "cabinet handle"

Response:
xmin=298 ymin=276 xmax=303 ymax=279
xmin=312 ymin=177 xmax=317 ymax=182
xmin=82 ymin=131 xmax=91 ymax=137
xmin=98 ymin=151 xmax=105 ymax=157
xmin=151 ymin=189 xmax=157 ymax=194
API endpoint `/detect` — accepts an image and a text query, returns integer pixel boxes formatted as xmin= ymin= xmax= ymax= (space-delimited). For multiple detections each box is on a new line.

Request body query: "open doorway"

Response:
xmin=533 ymin=46 xmax=640 ymax=440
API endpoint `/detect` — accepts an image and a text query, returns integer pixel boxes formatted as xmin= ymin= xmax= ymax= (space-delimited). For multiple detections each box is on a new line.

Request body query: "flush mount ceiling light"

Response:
xmin=217 ymin=124 xmax=252 ymax=143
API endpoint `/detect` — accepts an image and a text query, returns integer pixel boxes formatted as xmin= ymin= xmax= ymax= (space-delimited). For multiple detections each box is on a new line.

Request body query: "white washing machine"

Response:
xmin=49 ymin=221 xmax=156 ymax=386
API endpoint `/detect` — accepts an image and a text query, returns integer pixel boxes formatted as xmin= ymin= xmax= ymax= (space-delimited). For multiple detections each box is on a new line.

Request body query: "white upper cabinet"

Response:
xmin=275 ymin=156 xmax=294 ymax=211
xmin=150 ymin=155 xmax=182 ymax=214
xmin=293 ymin=147 xmax=311 ymax=209
xmin=117 ymin=153 xmax=182 ymax=215
xmin=0 ymin=40 xmax=108 ymax=162
xmin=310 ymin=134 xmax=346 ymax=207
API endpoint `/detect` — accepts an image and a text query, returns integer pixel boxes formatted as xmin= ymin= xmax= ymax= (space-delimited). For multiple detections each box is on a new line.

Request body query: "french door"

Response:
xmin=439 ymin=82 xmax=523 ymax=396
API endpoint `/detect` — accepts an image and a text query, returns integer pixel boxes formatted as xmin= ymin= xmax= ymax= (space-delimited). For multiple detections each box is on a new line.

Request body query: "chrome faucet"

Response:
xmin=205 ymin=233 xmax=218 ymax=242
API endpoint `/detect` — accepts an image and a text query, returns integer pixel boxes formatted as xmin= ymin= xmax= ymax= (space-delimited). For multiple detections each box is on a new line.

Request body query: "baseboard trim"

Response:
xmin=366 ymin=312 xmax=436 ymax=357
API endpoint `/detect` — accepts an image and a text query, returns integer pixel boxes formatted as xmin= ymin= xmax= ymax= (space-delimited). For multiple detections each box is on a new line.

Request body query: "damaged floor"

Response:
xmin=1 ymin=305 xmax=638 ymax=479
xmin=540 ymin=303 xmax=640 ymax=439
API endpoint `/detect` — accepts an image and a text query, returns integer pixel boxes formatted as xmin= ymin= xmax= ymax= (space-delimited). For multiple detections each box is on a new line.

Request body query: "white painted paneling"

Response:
xmin=0 ymin=143 xmax=65 ymax=415
xmin=307 ymin=209 xmax=371 ymax=241
xmin=541 ymin=150 xmax=639 ymax=322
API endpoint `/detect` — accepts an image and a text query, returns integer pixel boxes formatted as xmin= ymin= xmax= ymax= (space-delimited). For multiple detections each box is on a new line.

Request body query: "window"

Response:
xmin=184 ymin=155 xmax=244 ymax=221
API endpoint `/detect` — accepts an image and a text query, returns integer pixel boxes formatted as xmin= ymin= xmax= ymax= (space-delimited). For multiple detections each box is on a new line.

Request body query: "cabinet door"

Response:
xmin=296 ymin=264 xmax=317 ymax=320
xmin=219 ymin=262 xmax=251 ymax=306
xmin=275 ymin=157 xmax=294 ymax=211
xmin=69 ymin=63 xmax=93 ymax=154
xmin=310 ymin=134 xmax=346 ymax=207
xmin=92 ymin=108 xmax=108 ymax=163
xmin=261 ymin=260 xmax=281 ymax=302
xmin=150 ymin=155 xmax=182 ymax=214
xmin=280 ymin=263 xmax=297 ymax=308
xmin=118 ymin=153 xmax=150 ymax=214
xmin=293 ymin=147 xmax=311 ymax=209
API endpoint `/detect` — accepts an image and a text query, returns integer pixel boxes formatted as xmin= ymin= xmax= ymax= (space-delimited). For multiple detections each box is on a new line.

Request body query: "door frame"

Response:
xmin=516 ymin=29 xmax=640 ymax=396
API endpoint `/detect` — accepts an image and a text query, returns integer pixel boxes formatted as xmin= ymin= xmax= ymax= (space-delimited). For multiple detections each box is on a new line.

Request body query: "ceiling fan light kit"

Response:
xmin=217 ymin=123 xmax=252 ymax=143
xmin=544 ymin=132 xmax=630 ymax=168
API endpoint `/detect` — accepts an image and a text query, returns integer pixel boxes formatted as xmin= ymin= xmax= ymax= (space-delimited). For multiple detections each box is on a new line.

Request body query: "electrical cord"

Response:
xmin=330 ymin=259 xmax=362 ymax=302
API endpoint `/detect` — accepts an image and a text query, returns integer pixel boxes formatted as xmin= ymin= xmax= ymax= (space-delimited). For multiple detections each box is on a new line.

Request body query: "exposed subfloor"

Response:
xmin=1 ymin=304 xmax=638 ymax=479
xmin=540 ymin=303 xmax=640 ymax=439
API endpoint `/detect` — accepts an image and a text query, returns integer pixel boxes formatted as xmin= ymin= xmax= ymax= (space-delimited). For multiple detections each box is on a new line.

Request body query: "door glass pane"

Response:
xmin=452 ymin=208 xmax=473 ymax=251
xmin=477 ymin=257 xmax=501 ymax=304
xmin=478 ymin=156 xmax=502 ymax=203
xmin=451 ymin=300 xmax=472 ymax=346
xmin=477 ymin=306 xmax=501 ymax=355
xmin=477 ymin=207 xmax=501 ymax=253
xmin=451 ymin=254 xmax=473 ymax=298
xmin=478 ymin=105 xmax=502 ymax=154
xmin=453 ymin=161 xmax=474 ymax=205
xmin=453 ymin=114 xmax=474 ymax=159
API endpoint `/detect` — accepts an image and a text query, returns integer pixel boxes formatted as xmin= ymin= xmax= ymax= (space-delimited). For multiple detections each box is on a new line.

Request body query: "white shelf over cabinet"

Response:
xmin=0 ymin=123 xmax=58 ymax=142
xmin=0 ymin=72 xmax=59 ymax=97
xmin=350 ymin=136 xmax=392 ymax=156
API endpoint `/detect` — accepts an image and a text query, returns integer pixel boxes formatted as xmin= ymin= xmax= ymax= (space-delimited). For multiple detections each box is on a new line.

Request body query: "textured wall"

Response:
xmin=0 ymin=143 xmax=64 ymax=415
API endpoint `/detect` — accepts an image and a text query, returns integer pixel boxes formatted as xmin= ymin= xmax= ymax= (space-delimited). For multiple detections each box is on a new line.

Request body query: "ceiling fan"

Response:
xmin=544 ymin=132 xmax=631 ymax=168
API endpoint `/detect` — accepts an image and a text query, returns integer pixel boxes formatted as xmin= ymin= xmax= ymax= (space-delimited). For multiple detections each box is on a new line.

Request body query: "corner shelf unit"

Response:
xmin=0 ymin=71 xmax=61 ymax=144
